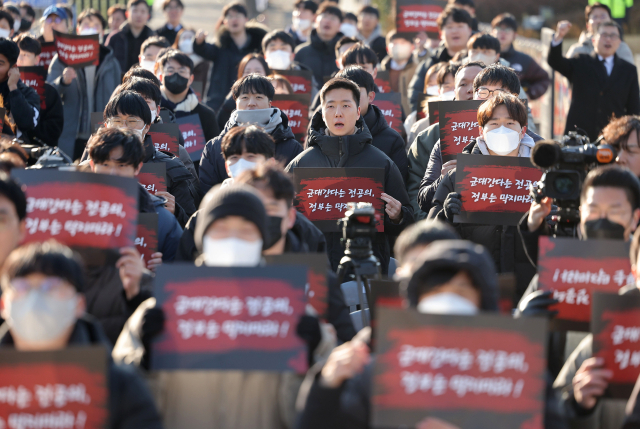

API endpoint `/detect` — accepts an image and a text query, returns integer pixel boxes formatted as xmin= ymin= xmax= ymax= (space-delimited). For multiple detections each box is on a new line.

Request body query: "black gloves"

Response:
xmin=297 ymin=315 xmax=322 ymax=368
xmin=514 ymin=290 xmax=559 ymax=319
xmin=443 ymin=192 xmax=462 ymax=221
xmin=141 ymin=306 xmax=165 ymax=345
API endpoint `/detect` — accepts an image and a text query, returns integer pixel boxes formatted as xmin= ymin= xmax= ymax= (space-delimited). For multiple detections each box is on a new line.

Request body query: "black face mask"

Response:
xmin=583 ymin=218 xmax=627 ymax=240
xmin=264 ymin=216 xmax=284 ymax=249
xmin=164 ymin=73 xmax=189 ymax=94
xmin=19 ymin=18 xmax=31 ymax=32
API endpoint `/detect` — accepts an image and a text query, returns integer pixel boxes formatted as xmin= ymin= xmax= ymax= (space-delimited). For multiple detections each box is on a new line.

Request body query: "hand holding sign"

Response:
xmin=63 ymin=67 xmax=77 ymax=85
xmin=156 ymin=191 xmax=175 ymax=214
xmin=441 ymin=160 xmax=457 ymax=177
xmin=381 ymin=193 xmax=402 ymax=222
xmin=7 ymin=67 xmax=19 ymax=91
xmin=443 ymin=192 xmax=462 ymax=220
xmin=147 ymin=252 xmax=163 ymax=272
xmin=573 ymin=357 xmax=613 ymax=409
xmin=320 ymin=327 xmax=372 ymax=388
xmin=117 ymin=247 xmax=144 ymax=300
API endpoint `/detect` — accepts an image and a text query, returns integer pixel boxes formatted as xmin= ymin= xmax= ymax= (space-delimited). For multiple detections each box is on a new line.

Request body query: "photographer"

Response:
xmin=602 ymin=115 xmax=640 ymax=178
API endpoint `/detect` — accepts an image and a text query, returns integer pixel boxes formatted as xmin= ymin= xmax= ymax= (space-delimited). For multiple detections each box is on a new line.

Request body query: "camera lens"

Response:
xmin=553 ymin=175 xmax=576 ymax=196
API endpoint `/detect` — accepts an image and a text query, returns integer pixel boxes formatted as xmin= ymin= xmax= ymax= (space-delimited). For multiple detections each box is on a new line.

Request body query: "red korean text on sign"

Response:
xmin=272 ymin=96 xmax=310 ymax=143
xmin=176 ymin=114 xmax=206 ymax=161
xmin=54 ymin=31 xmax=99 ymax=67
xmin=149 ymin=131 xmax=180 ymax=156
xmin=138 ymin=163 xmax=167 ymax=194
xmin=38 ymin=43 xmax=56 ymax=70
xmin=440 ymin=109 xmax=480 ymax=160
xmin=375 ymin=95 xmax=404 ymax=136
xmin=19 ymin=67 xmax=47 ymax=110
xmin=136 ymin=214 xmax=158 ymax=267
xmin=595 ymin=306 xmax=640 ymax=387
xmin=279 ymin=72 xmax=312 ymax=94
xmin=396 ymin=4 xmax=444 ymax=36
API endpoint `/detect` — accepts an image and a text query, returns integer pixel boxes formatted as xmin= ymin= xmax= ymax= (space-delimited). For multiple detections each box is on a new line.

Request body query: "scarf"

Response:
xmin=230 ymin=108 xmax=283 ymax=134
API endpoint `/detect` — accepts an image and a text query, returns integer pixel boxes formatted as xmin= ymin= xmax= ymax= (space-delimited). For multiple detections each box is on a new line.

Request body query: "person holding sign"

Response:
xmin=37 ymin=5 xmax=69 ymax=44
xmin=286 ymin=77 xmax=413 ymax=275
xmin=0 ymin=241 xmax=164 ymax=428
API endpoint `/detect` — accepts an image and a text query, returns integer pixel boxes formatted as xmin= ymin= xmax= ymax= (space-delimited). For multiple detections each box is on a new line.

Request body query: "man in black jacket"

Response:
xmin=548 ymin=19 xmax=640 ymax=142
xmin=294 ymin=1 xmax=344 ymax=89
xmin=156 ymin=0 xmax=184 ymax=45
xmin=288 ymin=0 xmax=317 ymax=47
xmin=286 ymin=77 xmax=413 ymax=275
xmin=356 ymin=6 xmax=386 ymax=63
xmin=193 ymin=3 xmax=267 ymax=112
xmin=107 ymin=0 xmax=156 ymax=73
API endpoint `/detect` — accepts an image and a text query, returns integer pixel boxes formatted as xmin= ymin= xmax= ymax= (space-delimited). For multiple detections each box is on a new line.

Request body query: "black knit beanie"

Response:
xmin=194 ymin=184 xmax=268 ymax=251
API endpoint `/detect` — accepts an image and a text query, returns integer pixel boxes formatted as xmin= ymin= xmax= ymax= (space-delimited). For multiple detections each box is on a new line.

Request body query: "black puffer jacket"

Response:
xmin=427 ymin=140 xmax=537 ymax=298
xmin=363 ymin=104 xmax=408 ymax=184
xmin=293 ymin=30 xmax=343 ymax=89
xmin=285 ymin=111 xmax=414 ymax=275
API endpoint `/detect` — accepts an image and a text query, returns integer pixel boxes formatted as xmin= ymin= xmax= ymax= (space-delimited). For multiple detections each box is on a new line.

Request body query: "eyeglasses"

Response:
xmin=45 ymin=16 xmax=64 ymax=24
xmin=107 ymin=117 xmax=144 ymax=128
xmin=475 ymin=88 xmax=508 ymax=99
xmin=9 ymin=277 xmax=75 ymax=300
xmin=493 ymin=27 xmax=514 ymax=34
xmin=598 ymin=32 xmax=620 ymax=40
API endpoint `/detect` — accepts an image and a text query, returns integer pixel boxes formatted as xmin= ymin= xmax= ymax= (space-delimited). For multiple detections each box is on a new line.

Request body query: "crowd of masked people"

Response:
xmin=0 ymin=0 xmax=639 ymax=427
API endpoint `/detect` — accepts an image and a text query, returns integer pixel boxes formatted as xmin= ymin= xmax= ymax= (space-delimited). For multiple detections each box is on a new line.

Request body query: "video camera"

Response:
xmin=530 ymin=131 xmax=616 ymax=227
xmin=338 ymin=202 xmax=378 ymax=261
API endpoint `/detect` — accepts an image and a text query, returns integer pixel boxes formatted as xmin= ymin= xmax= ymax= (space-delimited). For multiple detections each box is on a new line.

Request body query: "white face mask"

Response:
xmin=440 ymin=90 xmax=455 ymax=101
xmin=340 ymin=23 xmax=358 ymax=38
xmin=265 ymin=50 xmax=292 ymax=70
xmin=0 ymin=28 xmax=11 ymax=39
xmin=79 ymin=27 xmax=99 ymax=35
xmin=6 ymin=290 xmax=78 ymax=343
xmin=150 ymin=108 xmax=157 ymax=124
xmin=469 ymin=53 xmax=496 ymax=66
xmin=228 ymin=158 xmax=257 ymax=178
xmin=140 ymin=59 xmax=156 ymax=72
xmin=391 ymin=44 xmax=413 ymax=62
xmin=484 ymin=125 xmax=521 ymax=155
xmin=417 ymin=292 xmax=478 ymax=315
xmin=202 ymin=236 xmax=263 ymax=267
xmin=178 ymin=38 xmax=194 ymax=54
xmin=293 ymin=17 xmax=311 ymax=32
xmin=426 ymin=85 xmax=440 ymax=96
xmin=132 ymin=127 xmax=146 ymax=142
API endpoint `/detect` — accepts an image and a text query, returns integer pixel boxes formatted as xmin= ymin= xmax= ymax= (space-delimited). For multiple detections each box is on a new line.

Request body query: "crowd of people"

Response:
xmin=0 ymin=0 xmax=640 ymax=427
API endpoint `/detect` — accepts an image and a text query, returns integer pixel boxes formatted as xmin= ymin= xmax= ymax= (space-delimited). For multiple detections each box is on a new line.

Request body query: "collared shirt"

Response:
xmin=598 ymin=54 xmax=614 ymax=76
xmin=166 ymin=23 xmax=182 ymax=31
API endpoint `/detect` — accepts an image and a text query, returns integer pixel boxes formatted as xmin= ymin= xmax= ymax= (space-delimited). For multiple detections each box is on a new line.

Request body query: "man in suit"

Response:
xmin=548 ymin=19 xmax=640 ymax=141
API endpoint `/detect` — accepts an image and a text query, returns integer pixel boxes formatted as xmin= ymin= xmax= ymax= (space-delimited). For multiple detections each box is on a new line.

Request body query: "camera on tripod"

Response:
xmin=530 ymin=131 xmax=616 ymax=226
xmin=338 ymin=202 xmax=378 ymax=260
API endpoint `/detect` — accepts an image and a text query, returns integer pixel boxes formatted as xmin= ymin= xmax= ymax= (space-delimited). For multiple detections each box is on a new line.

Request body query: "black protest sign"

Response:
xmin=372 ymin=308 xmax=547 ymax=428
xmin=19 ymin=66 xmax=47 ymax=110
xmin=293 ymin=167 xmax=385 ymax=232
xmin=176 ymin=114 xmax=206 ymax=162
xmin=396 ymin=0 xmax=447 ymax=38
xmin=375 ymin=92 xmax=404 ymax=136
xmin=191 ymin=81 xmax=204 ymax=102
xmin=264 ymin=253 xmax=329 ymax=318
xmin=138 ymin=162 xmax=167 ymax=194
xmin=90 ymin=112 xmax=104 ymax=132
xmin=0 ymin=346 xmax=108 ymax=428
xmin=149 ymin=123 xmax=180 ymax=156
xmin=538 ymin=237 xmax=632 ymax=331
xmin=592 ymin=292 xmax=640 ymax=399
xmin=151 ymin=264 xmax=308 ymax=372
xmin=53 ymin=30 xmax=100 ymax=68
xmin=136 ymin=213 xmax=158 ymax=267
xmin=39 ymin=42 xmax=56 ymax=70
xmin=454 ymin=154 xmax=542 ymax=226
xmin=272 ymin=94 xmax=311 ymax=143
xmin=374 ymin=71 xmax=392 ymax=94
xmin=439 ymin=100 xmax=483 ymax=161
xmin=278 ymin=69 xmax=314 ymax=94
xmin=428 ymin=101 xmax=439 ymax=125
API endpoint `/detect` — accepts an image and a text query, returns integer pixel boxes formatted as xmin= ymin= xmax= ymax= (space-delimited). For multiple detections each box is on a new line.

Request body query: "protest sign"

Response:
xmin=264 ymin=253 xmax=329 ymax=318
xmin=272 ymin=94 xmax=311 ymax=143
xmin=277 ymin=69 xmax=314 ymax=94
xmin=592 ymin=292 xmax=640 ymax=398
xmin=90 ymin=112 xmax=104 ymax=132
xmin=428 ymin=101 xmax=439 ymax=125
xmin=372 ymin=308 xmax=547 ymax=428
xmin=138 ymin=162 xmax=167 ymax=194
xmin=191 ymin=81 xmax=204 ymax=102
xmin=439 ymin=100 xmax=484 ymax=161
xmin=152 ymin=264 xmax=308 ymax=372
xmin=499 ymin=273 xmax=517 ymax=315
xmin=396 ymin=0 xmax=447 ymax=38
xmin=454 ymin=154 xmax=542 ymax=226
xmin=368 ymin=280 xmax=403 ymax=324
xmin=374 ymin=71 xmax=392 ymax=94
xmin=39 ymin=42 xmax=56 ymax=70
xmin=136 ymin=213 xmax=158 ymax=267
xmin=293 ymin=167 xmax=385 ymax=232
xmin=53 ymin=31 xmax=99 ymax=68
xmin=19 ymin=66 xmax=47 ymax=110
xmin=149 ymin=123 xmax=180 ymax=156
xmin=539 ymin=237 xmax=633 ymax=331
xmin=0 ymin=346 xmax=108 ymax=429
xmin=176 ymin=114 xmax=206 ymax=162
xmin=375 ymin=92 xmax=404 ymax=135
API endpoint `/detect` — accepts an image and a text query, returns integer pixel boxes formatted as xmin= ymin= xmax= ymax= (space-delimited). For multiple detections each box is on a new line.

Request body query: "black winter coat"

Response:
xmin=363 ymin=104 xmax=408 ymax=183
xmin=293 ymin=30 xmax=343 ymax=89
xmin=407 ymin=46 xmax=453 ymax=112
xmin=500 ymin=45 xmax=550 ymax=100
xmin=0 ymin=79 xmax=40 ymax=136
xmin=198 ymin=109 xmax=304 ymax=195
xmin=107 ymin=23 xmax=156 ymax=73
xmin=159 ymin=90 xmax=220 ymax=143
xmin=193 ymin=24 xmax=267 ymax=111
xmin=156 ymin=22 xmax=182 ymax=45
xmin=285 ymin=111 xmax=414 ymax=275
xmin=22 ymin=82 xmax=63 ymax=146
xmin=0 ymin=316 xmax=163 ymax=429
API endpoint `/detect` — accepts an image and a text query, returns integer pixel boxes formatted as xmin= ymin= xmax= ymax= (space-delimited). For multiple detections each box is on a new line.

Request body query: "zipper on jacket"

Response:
xmin=339 ymin=136 xmax=343 ymax=158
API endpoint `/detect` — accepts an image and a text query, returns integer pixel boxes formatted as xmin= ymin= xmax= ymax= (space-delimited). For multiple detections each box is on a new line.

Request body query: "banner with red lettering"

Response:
xmin=136 ymin=213 xmax=158 ymax=268
xmin=176 ymin=114 xmax=206 ymax=162
xmin=0 ymin=346 xmax=108 ymax=429
xmin=454 ymin=154 xmax=542 ymax=226
xmin=277 ymin=69 xmax=314 ymax=95
xmin=375 ymin=92 xmax=404 ymax=136
xmin=151 ymin=264 xmax=308 ymax=372
xmin=538 ymin=237 xmax=632 ymax=331
xmin=272 ymin=94 xmax=311 ymax=143
xmin=265 ymin=253 xmax=329 ymax=318
xmin=439 ymin=100 xmax=483 ymax=161
xmin=149 ymin=123 xmax=180 ymax=156
xmin=372 ymin=308 xmax=547 ymax=428
xmin=396 ymin=0 xmax=447 ymax=37
xmin=138 ymin=163 xmax=167 ymax=194
xmin=53 ymin=30 xmax=99 ymax=68
xmin=375 ymin=71 xmax=392 ymax=94
xmin=293 ymin=167 xmax=385 ymax=232
xmin=19 ymin=66 xmax=47 ymax=110
xmin=39 ymin=42 xmax=56 ymax=70
xmin=592 ymin=292 xmax=640 ymax=398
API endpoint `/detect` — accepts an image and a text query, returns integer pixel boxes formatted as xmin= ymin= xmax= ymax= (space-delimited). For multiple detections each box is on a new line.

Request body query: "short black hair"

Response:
xmin=450 ymin=0 xmax=475 ymax=9
xmin=119 ymin=77 xmax=162 ymax=106
xmin=158 ymin=48 xmax=194 ymax=73
xmin=0 ymin=10 xmax=14 ymax=35
xmin=335 ymin=65 xmax=377 ymax=94
xmin=236 ymin=161 xmax=295 ymax=207
xmin=123 ymin=65 xmax=161 ymax=87
xmin=335 ymin=36 xmax=358 ymax=57
xmin=437 ymin=61 xmax=460 ymax=86
xmin=394 ymin=220 xmax=459 ymax=265
xmin=262 ymin=29 xmax=295 ymax=54
xmin=344 ymin=12 xmax=357 ymax=23
xmin=294 ymin=0 xmax=317 ymax=14
xmin=162 ymin=0 xmax=183 ymax=10
xmin=455 ymin=60 xmax=486 ymax=79
xmin=595 ymin=20 xmax=623 ymax=37
xmin=586 ymin=2 xmax=612 ymax=21
xmin=473 ymin=63 xmax=520 ymax=95
xmin=127 ymin=0 xmax=151 ymax=12
xmin=0 ymin=172 xmax=26 ymax=221
xmin=317 ymin=1 xmax=342 ymax=22
xmin=231 ymin=74 xmax=275 ymax=101
xmin=19 ymin=2 xmax=36 ymax=19
xmin=141 ymin=35 xmax=170 ymax=56
xmin=581 ymin=165 xmax=640 ymax=211
xmin=87 ymin=127 xmax=144 ymax=166
xmin=386 ymin=30 xmax=412 ymax=45
xmin=1 ymin=241 xmax=85 ymax=293
xmin=358 ymin=5 xmax=379 ymax=19
xmin=77 ymin=8 xmax=106 ymax=30
xmin=0 ymin=37 xmax=20 ymax=66
xmin=467 ymin=33 xmax=500 ymax=52
xmin=491 ymin=13 xmax=517 ymax=32
xmin=320 ymin=77 xmax=360 ymax=108
xmin=436 ymin=6 xmax=473 ymax=30
xmin=222 ymin=2 xmax=247 ymax=18
xmin=15 ymin=32 xmax=41 ymax=56
xmin=108 ymin=4 xmax=126 ymax=17
xmin=340 ymin=43 xmax=378 ymax=67
xmin=103 ymin=90 xmax=152 ymax=125
xmin=221 ymin=125 xmax=275 ymax=160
